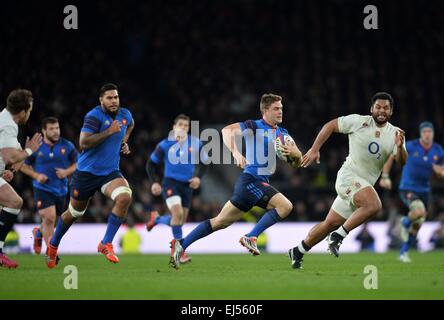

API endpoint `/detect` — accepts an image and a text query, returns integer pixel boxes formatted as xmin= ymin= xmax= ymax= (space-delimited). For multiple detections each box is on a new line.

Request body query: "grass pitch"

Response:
xmin=1 ymin=251 xmax=443 ymax=299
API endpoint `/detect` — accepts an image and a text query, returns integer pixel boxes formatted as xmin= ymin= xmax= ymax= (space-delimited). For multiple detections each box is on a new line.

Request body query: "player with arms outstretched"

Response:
xmin=379 ymin=121 xmax=444 ymax=262
xmin=145 ymin=114 xmax=207 ymax=264
xmin=288 ymin=92 xmax=407 ymax=269
xmin=169 ymin=93 xmax=301 ymax=269
xmin=46 ymin=83 xmax=135 ymax=268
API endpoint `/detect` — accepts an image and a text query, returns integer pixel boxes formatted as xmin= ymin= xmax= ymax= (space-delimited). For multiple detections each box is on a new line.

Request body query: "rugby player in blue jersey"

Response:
xmin=169 ymin=94 xmax=302 ymax=269
xmin=46 ymin=83 xmax=135 ymax=268
xmin=21 ymin=117 xmax=78 ymax=254
xmin=146 ymin=114 xmax=207 ymax=264
xmin=380 ymin=121 xmax=444 ymax=262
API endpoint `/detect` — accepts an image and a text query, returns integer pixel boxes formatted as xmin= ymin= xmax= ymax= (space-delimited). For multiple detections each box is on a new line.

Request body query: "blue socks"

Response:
xmin=50 ymin=218 xmax=72 ymax=247
xmin=36 ymin=228 xmax=42 ymax=238
xmin=246 ymin=209 xmax=282 ymax=238
xmin=400 ymin=233 xmax=416 ymax=255
xmin=157 ymin=214 xmax=172 ymax=226
xmin=172 ymin=225 xmax=183 ymax=240
xmin=181 ymin=219 xmax=213 ymax=250
xmin=102 ymin=213 xmax=124 ymax=244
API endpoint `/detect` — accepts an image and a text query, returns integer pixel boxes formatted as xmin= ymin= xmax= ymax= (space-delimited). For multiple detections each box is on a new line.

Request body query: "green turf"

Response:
xmin=1 ymin=252 xmax=443 ymax=299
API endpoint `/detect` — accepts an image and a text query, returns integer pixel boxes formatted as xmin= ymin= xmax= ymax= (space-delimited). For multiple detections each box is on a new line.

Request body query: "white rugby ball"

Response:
xmin=275 ymin=133 xmax=295 ymax=162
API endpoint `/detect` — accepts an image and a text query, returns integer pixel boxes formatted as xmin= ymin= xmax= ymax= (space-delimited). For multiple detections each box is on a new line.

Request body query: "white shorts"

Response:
xmin=0 ymin=177 xmax=7 ymax=188
xmin=331 ymin=168 xmax=373 ymax=219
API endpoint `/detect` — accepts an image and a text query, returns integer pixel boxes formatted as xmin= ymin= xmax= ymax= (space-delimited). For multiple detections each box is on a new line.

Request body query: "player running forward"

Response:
xmin=145 ymin=114 xmax=207 ymax=264
xmin=46 ymin=83 xmax=135 ymax=268
xmin=169 ymin=93 xmax=302 ymax=269
xmin=288 ymin=92 xmax=407 ymax=269
xmin=20 ymin=117 xmax=78 ymax=254
xmin=379 ymin=121 xmax=444 ymax=262
xmin=0 ymin=89 xmax=42 ymax=268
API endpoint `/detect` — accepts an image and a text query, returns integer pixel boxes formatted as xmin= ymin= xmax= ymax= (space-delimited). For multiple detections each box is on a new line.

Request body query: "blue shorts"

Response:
xmin=230 ymin=173 xmax=280 ymax=212
xmin=70 ymin=170 xmax=124 ymax=201
xmin=399 ymin=190 xmax=429 ymax=211
xmin=34 ymin=188 xmax=67 ymax=214
xmin=162 ymin=178 xmax=193 ymax=209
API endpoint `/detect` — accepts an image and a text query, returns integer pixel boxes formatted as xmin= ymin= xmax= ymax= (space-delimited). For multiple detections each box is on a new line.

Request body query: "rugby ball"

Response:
xmin=275 ymin=133 xmax=301 ymax=167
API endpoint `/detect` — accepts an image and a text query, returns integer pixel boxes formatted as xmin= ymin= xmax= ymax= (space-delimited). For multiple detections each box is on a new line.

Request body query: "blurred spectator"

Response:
xmin=120 ymin=218 xmax=142 ymax=254
xmin=356 ymin=224 xmax=375 ymax=252
xmin=430 ymin=213 xmax=444 ymax=249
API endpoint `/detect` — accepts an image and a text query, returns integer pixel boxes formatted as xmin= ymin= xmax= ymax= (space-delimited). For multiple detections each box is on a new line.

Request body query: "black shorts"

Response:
xmin=162 ymin=178 xmax=193 ymax=209
xmin=230 ymin=173 xmax=280 ymax=212
xmin=70 ymin=170 xmax=124 ymax=201
xmin=399 ymin=190 xmax=429 ymax=211
xmin=34 ymin=188 xmax=67 ymax=214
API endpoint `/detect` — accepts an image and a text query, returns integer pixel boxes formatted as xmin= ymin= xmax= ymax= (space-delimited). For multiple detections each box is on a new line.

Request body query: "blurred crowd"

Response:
xmin=1 ymin=0 xmax=444 ymax=224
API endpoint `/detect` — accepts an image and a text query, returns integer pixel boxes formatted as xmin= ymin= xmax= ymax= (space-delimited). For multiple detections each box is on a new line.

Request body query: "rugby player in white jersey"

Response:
xmin=288 ymin=92 xmax=407 ymax=269
xmin=0 ymin=89 xmax=42 ymax=268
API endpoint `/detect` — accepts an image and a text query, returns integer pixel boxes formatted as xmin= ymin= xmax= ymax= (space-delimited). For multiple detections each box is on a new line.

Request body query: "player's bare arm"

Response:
xmin=55 ymin=162 xmax=77 ymax=179
xmin=20 ymin=163 xmax=48 ymax=184
xmin=379 ymin=155 xmax=395 ymax=190
xmin=432 ymin=163 xmax=444 ymax=178
xmin=221 ymin=122 xmax=246 ymax=169
xmin=79 ymin=120 xmax=121 ymax=150
xmin=121 ymin=119 xmax=135 ymax=155
xmin=394 ymin=130 xmax=408 ymax=165
xmin=301 ymin=118 xmax=339 ymax=168
xmin=0 ymin=133 xmax=42 ymax=165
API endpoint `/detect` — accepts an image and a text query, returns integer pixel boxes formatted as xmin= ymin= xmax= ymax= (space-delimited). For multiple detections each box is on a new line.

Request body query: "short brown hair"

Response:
xmin=174 ymin=113 xmax=190 ymax=125
xmin=260 ymin=93 xmax=282 ymax=114
xmin=6 ymin=89 xmax=33 ymax=115
xmin=41 ymin=117 xmax=59 ymax=130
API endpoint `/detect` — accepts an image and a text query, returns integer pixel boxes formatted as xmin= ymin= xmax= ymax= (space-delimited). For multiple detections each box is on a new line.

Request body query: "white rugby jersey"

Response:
xmin=337 ymin=114 xmax=406 ymax=185
xmin=0 ymin=108 xmax=20 ymax=174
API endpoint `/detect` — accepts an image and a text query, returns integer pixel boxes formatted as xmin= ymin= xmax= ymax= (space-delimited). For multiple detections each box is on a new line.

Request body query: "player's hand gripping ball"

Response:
xmin=275 ymin=133 xmax=301 ymax=168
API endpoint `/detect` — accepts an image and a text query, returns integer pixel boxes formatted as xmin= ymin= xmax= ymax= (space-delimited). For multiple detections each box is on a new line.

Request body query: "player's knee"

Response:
xmin=111 ymin=186 xmax=132 ymax=208
xmin=46 ymin=215 xmax=56 ymax=226
xmin=40 ymin=211 xmax=56 ymax=224
xmin=115 ymin=193 xmax=132 ymax=208
xmin=11 ymin=196 xmax=23 ymax=210
xmin=368 ymin=199 xmax=382 ymax=215
xmin=277 ymin=199 xmax=293 ymax=217
xmin=69 ymin=203 xmax=87 ymax=218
